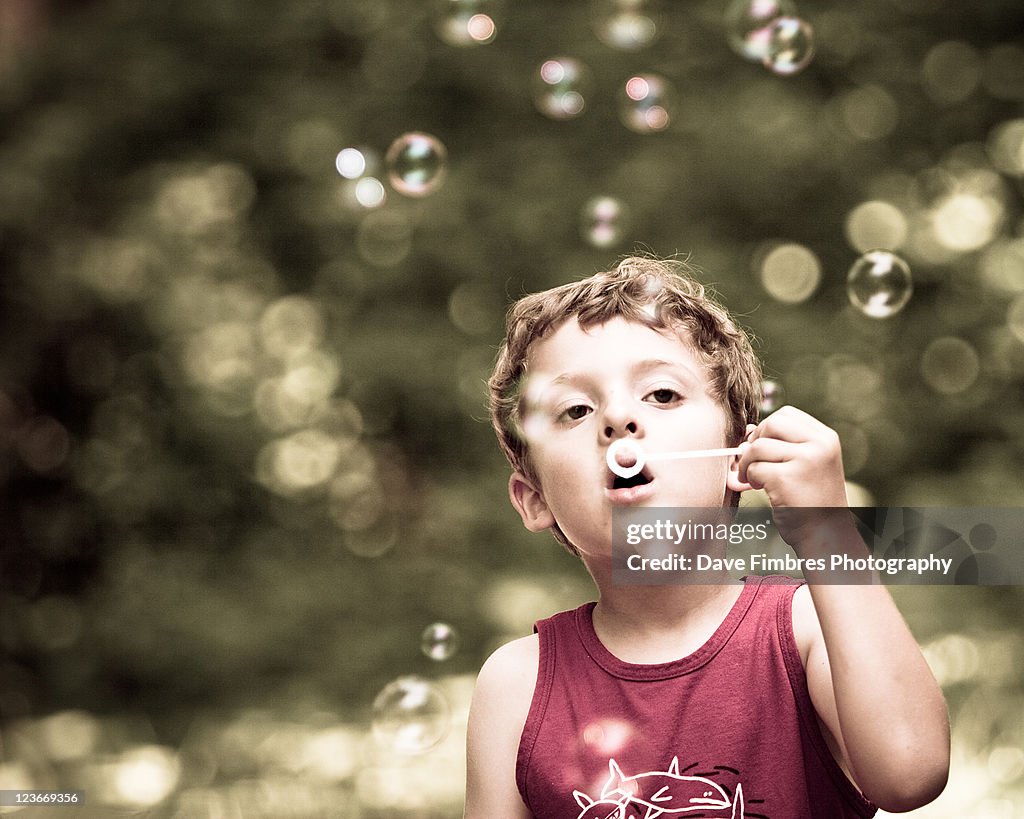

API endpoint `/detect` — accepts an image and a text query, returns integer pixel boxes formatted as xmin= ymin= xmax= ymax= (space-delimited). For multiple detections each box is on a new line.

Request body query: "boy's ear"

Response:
xmin=508 ymin=472 xmax=556 ymax=532
xmin=726 ymin=425 xmax=757 ymax=494
xmin=726 ymin=450 xmax=752 ymax=494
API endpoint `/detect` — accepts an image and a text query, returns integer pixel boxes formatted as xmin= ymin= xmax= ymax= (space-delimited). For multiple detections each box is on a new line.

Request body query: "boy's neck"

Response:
xmin=584 ymin=556 xmax=744 ymax=663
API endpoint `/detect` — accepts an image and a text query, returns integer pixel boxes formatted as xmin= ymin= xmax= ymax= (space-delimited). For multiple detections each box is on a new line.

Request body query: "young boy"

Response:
xmin=465 ymin=257 xmax=949 ymax=818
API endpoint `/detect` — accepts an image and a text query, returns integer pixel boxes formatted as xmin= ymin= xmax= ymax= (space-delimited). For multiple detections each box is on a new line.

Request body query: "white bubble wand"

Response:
xmin=606 ymin=438 xmax=743 ymax=479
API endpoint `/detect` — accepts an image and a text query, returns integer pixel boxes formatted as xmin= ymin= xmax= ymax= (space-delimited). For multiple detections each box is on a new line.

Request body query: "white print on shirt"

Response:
xmin=573 ymin=757 xmax=746 ymax=819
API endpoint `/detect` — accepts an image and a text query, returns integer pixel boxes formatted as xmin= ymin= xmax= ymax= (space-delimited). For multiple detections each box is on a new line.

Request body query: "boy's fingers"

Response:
xmin=754 ymin=405 xmax=828 ymax=445
xmin=736 ymin=438 xmax=795 ymax=483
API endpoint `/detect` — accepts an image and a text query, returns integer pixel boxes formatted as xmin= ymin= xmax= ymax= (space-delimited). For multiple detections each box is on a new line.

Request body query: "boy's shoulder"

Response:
xmin=469 ymin=634 xmax=539 ymax=741
xmin=476 ymin=633 xmax=540 ymax=698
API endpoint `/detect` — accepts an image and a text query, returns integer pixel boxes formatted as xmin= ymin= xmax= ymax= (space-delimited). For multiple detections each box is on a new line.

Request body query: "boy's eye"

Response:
xmin=647 ymin=388 xmax=680 ymax=404
xmin=562 ymin=404 xmax=592 ymax=421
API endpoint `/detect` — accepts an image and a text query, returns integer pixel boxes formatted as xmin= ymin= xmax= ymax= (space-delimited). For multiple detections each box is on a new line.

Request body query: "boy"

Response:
xmin=465 ymin=257 xmax=949 ymax=818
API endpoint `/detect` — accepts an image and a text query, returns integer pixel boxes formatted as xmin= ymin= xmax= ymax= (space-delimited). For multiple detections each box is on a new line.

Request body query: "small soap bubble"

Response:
xmin=724 ymin=0 xmax=796 ymax=62
xmin=619 ymin=74 xmax=673 ymax=133
xmin=581 ymin=196 xmax=629 ymax=248
xmin=432 ymin=0 xmax=501 ymax=46
xmin=385 ymin=132 xmax=448 ymax=197
xmin=421 ymin=622 xmax=460 ymax=661
xmin=847 ymin=250 xmax=913 ymax=318
xmin=760 ymin=378 xmax=785 ymax=418
xmin=535 ymin=58 xmax=591 ymax=120
xmin=592 ymin=0 xmax=660 ymax=51
xmin=763 ymin=16 xmax=815 ymax=76
xmin=371 ymin=676 xmax=450 ymax=754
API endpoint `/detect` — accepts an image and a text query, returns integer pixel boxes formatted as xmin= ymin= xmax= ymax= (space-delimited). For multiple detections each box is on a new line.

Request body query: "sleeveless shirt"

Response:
xmin=516 ymin=576 xmax=876 ymax=818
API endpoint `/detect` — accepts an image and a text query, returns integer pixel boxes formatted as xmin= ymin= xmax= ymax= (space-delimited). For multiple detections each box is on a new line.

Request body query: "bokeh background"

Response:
xmin=1 ymin=0 xmax=1023 ymax=816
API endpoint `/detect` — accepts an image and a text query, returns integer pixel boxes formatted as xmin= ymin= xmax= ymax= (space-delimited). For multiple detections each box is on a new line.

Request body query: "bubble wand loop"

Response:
xmin=606 ymin=438 xmax=743 ymax=479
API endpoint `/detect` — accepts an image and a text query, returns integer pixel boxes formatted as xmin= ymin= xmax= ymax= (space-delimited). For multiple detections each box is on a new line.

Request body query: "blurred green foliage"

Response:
xmin=0 ymin=0 xmax=1023 ymax=815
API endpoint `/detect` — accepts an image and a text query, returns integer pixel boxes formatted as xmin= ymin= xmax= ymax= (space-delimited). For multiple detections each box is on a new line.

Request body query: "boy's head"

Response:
xmin=488 ymin=256 xmax=763 ymax=553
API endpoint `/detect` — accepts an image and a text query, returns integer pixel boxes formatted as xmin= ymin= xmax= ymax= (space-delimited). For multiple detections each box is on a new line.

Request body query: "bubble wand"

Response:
xmin=606 ymin=438 xmax=742 ymax=479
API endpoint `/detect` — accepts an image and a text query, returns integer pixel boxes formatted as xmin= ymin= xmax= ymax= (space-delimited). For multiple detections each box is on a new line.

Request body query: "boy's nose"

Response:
xmin=603 ymin=420 xmax=638 ymax=439
xmin=601 ymin=390 xmax=641 ymax=440
xmin=601 ymin=402 xmax=640 ymax=440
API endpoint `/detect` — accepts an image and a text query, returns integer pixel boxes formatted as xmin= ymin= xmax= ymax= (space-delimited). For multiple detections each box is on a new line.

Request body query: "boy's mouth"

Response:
xmin=611 ymin=470 xmax=652 ymax=490
xmin=607 ymin=461 xmax=655 ymax=494
xmin=606 ymin=465 xmax=655 ymax=504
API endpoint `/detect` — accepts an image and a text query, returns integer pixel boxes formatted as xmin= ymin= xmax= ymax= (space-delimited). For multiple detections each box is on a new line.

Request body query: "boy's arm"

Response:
xmin=793 ymin=578 xmax=950 ymax=810
xmin=464 ymin=635 xmax=538 ymax=819
xmin=735 ymin=406 xmax=950 ymax=812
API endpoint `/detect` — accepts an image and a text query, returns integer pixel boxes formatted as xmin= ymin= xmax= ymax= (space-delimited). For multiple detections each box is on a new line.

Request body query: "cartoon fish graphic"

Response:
xmin=599 ymin=757 xmax=745 ymax=818
xmin=573 ymin=791 xmax=631 ymax=819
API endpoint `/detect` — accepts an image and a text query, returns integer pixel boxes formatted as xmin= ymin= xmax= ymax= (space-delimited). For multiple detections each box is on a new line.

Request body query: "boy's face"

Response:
xmin=509 ymin=316 xmax=745 ymax=558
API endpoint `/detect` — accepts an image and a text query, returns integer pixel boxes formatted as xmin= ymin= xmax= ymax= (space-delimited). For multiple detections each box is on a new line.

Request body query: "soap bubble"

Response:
xmin=593 ymin=0 xmax=660 ymax=51
xmin=385 ymin=132 xmax=448 ymax=197
xmin=847 ymin=250 xmax=913 ymax=318
xmin=581 ymin=196 xmax=629 ymax=248
xmin=421 ymin=622 xmax=460 ymax=661
xmin=724 ymin=0 xmax=796 ymax=62
xmin=760 ymin=378 xmax=786 ymax=418
xmin=534 ymin=58 xmax=591 ymax=120
xmin=432 ymin=0 xmax=500 ymax=46
xmin=619 ymin=74 xmax=673 ymax=133
xmin=763 ymin=16 xmax=815 ymax=75
xmin=371 ymin=676 xmax=450 ymax=754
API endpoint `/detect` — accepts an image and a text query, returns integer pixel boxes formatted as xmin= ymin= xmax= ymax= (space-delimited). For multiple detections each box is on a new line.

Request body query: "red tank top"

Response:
xmin=516 ymin=576 xmax=876 ymax=818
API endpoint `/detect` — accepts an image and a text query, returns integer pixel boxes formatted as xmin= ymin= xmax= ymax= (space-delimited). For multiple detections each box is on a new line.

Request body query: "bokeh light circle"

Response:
xmin=534 ymin=58 xmax=591 ymax=120
xmin=371 ymin=676 xmax=450 ymax=754
xmin=845 ymin=201 xmax=908 ymax=253
xmin=763 ymin=16 xmax=815 ymax=76
xmin=1008 ymin=295 xmax=1024 ymax=343
xmin=420 ymin=622 xmax=460 ymax=661
xmin=335 ymin=148 xmax=367 ymax=179
xmin=921 ymin=337 xmax=980 ymax=395
xmin=724 ymin=0 xmax=796 ymax=62
xmin=619 ymin=74 xmax=673 ymax=133
xmin=385 ymin=132 xmax=448 ymax=197
xmin=758 ymin=242 xmax=821 ymax=304
xmin=847 ymin=250 xmax=913 ymax=318
xmin=988 ymin=119 xmax=1024 ymax=177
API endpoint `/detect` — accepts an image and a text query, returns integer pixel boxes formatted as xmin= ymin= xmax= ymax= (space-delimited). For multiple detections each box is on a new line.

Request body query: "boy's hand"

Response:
xmin=732 ymin=406 xmax=854 ymax=556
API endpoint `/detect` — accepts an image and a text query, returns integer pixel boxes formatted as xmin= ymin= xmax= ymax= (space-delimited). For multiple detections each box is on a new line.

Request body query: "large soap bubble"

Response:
xmin=847 ymin=250 xmax=913 ymax=318
xmin=371 ymin=676 xmax=450 ymax=754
